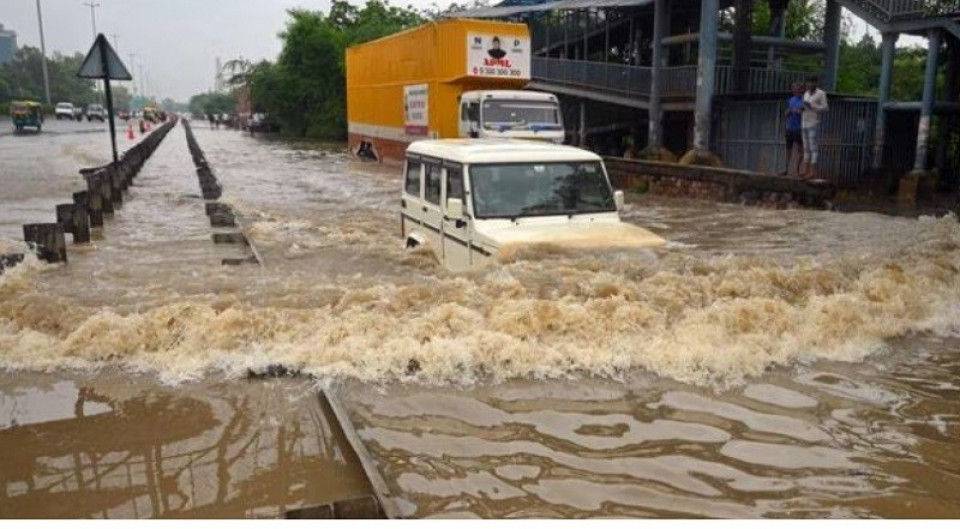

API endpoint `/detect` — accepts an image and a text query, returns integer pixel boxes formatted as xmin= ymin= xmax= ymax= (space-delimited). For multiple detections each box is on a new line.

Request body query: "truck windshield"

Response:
xmin=481 ymin=100 xmax=561 ymax=131
xmin=470 ymin=162 xmax=615 ymax=219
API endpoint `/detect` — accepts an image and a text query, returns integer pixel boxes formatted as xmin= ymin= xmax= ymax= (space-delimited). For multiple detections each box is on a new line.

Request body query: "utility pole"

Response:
xmin=83 ymin=2 xmax=100 ymax=38
xmin=83 ymin=2 xmax=102 ymax=104
xmin=138 ymin=63 xmax=145 ymax=99
xmin=128 ymin=52 xmax=137 ymax=98
xmin=35 ymin=0 xmax=51 ymax=104
xmin=110 ymin=33 xmax=119 ymax=52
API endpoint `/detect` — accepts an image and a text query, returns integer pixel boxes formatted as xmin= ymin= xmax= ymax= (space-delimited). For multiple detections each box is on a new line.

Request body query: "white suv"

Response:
xmin=86 ymin=104 xmax=105 ymax=122
xmin=55 ymin=102 xmax=75 ymax=120
xmin=401 ymin=139 xmax=665 ymax=271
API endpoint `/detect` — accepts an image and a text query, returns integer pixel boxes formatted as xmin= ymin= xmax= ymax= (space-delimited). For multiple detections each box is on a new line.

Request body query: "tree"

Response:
xmin=0 ymin=45 xmax=97 ymax=104
xmin=239 ymin=0 xmax=425 ymax=138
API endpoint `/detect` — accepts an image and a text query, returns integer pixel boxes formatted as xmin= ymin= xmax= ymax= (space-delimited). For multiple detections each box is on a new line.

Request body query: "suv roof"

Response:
xmin=407 ymin=139 xmax=600 ymax=165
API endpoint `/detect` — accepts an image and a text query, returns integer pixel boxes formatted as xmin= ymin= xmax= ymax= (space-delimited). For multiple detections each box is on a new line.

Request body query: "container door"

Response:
xmin=441 ymin=163 xmax=471 ymax=271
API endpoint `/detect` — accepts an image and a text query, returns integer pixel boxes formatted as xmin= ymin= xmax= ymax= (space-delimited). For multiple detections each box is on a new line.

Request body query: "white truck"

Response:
xmin=401 ymin=139 xmax=665 ymax=271
xmin=458 ymin=90 xmax=564 ymax=144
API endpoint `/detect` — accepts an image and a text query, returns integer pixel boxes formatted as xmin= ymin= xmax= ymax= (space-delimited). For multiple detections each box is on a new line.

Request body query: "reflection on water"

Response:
xmin=342 ymin=336 xmax=960 ymax=518
xmin=0 ymin=373 xmax=371 ymax=518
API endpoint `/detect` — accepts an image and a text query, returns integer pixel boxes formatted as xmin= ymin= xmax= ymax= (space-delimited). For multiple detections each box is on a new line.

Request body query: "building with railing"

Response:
xmin=448 ymin=0 xmax=960 ymax=195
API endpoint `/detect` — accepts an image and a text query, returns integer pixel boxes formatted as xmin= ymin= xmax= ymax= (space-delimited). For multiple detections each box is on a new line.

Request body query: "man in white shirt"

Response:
xmin=800 ymin=75 xmax=828 ymax=180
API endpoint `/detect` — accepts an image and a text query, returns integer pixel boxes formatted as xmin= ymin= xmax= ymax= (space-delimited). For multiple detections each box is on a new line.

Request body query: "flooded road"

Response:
xmin=1 ymin=121 xmax=959 ymax=517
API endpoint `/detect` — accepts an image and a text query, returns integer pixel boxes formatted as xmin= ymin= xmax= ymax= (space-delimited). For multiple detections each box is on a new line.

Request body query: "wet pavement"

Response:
xmin=1 ymin=121 xmax=959 ymax=518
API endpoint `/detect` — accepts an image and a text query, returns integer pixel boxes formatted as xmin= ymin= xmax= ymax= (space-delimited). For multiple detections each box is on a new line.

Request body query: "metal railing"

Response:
xmin=533 ymin=58 xmax=816 ymax=98
xmin=846 ymin=0 xmax=960 ymax=22
xmin=532 ymin=57 xmax=652 ymax=97
xmin=716 ymin=66 xmax=812 ymax=94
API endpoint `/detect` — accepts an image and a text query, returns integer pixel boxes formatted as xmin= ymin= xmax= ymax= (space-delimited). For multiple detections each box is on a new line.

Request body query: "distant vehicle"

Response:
xmin=117 ymin=109 xmax=131 ymax=120
xmin=249 ymin=113 xmax=279 ymax=133
xmin=143 ymin=106 xmax=158 ymax=123
xmin=401 ymin=139 xmax=665 ymax=271
xmin=55 ymin=102 xmax=75 ymax=120
xmin=86 ymin=104 xmax=105 ymax=122
xmin=10 ymin=101 xmax=44 ymax=132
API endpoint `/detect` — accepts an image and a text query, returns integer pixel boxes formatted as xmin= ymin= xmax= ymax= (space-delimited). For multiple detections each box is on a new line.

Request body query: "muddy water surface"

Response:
xmin=1 ymin=123 xmax=959 ymax=517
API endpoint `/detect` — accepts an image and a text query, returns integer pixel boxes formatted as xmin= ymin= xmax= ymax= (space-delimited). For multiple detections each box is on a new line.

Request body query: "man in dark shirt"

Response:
xmin=781 ymin=82 xmax=804 ymax=176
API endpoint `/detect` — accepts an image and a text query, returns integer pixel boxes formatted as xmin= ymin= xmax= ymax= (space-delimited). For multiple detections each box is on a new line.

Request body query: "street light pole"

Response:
xmin=83 ymin=2 xmax=100 ymax=38
xmin=83 ymin=2 xmax=102 ymax=104
xmin=128 ymin=53 xmax=137 ymax=97
xmin=35 ymin=0 xmax=51 ymax=104
xmin=110 ymin=33 xmax=119 ymax=52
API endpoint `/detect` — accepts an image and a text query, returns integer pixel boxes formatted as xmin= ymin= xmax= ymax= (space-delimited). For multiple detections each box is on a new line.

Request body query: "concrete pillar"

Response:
xmin=767 ymin=0 xmax=787 ymax=65
xmin=873 ymin=32 xmax=898 ymax=169
xmin=680 ymin=0 xmax=721 ymax=165
xmin=583 ymin=9 xmax=589 ymax=61
xmin=646 ymin=0 xmax=667 ymax=153
xmin=732 ymin=0 xmax=753 ymax=93
xmin=579 ymin=101 xmax=586 ymax=148
xmin=914 ymin=29 xmax=941 ymax=172
xmin=935 ymin=39 xmax=958 ymax=171
xmin=23 ymin=223 xmax=67 ymax=263
xmin=822 ymin=0 xmax=842 ymax=91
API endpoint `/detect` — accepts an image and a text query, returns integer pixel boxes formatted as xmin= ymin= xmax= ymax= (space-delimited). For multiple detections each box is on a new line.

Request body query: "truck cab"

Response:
xmin=401 ymin=139 xmax=665 ymax=272
xmin=458 ymin=91 xmax=564 ymax=144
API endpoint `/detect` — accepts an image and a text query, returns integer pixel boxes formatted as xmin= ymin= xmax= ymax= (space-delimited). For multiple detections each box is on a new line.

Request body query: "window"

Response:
xmin=481 ymin=100 xmax=561 ymax=131
xmin=446 ymin=166 xmax=464 ymax=202
xmin=469 ymin=162 xmax=615 ymax=219
xmin=404 ymin=160 xmax=421 ymax=196
xmin=425 ymin=163 xmax=442 ymax=205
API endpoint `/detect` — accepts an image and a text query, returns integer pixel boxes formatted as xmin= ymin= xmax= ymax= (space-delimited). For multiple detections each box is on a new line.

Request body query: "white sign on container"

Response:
xmin=466 ymin=33 xmax=530 ymax=79
xmin=404 ymin=84 xmax=429 ymax=136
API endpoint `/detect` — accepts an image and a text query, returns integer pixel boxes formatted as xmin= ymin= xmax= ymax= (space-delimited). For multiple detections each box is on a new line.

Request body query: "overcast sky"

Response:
xmin=2 ymin=0 xmax=920 ymax=102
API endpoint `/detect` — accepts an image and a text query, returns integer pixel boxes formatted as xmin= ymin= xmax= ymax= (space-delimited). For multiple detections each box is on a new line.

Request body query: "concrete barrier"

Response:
xmin=23 ymin=223 xmax=67 ymax=263
xmin=604 ymin=157 xmax=835 ymax=209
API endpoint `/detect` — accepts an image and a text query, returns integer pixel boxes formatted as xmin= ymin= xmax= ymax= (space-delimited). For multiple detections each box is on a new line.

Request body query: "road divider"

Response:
xmin=5 ymin=118 xmax=179 ymax=273
xmin=182 ymin=120 xmax=262 ymax=267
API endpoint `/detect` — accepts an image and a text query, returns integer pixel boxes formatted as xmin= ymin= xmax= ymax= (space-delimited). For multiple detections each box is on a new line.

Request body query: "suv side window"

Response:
xmin=425 ymin=163 xmax=442 ymax=205
xmin=405 ymin=160 xmax=421 ymax=196
xmin=446 ymin=166 xmax=464 ymax=201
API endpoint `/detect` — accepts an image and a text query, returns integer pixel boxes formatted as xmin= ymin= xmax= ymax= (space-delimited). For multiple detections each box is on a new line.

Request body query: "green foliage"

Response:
xmin=0 ymin=45 xmax=98 ymax=105
xmin=189 ymin=92 xmax=235 ymax=117
xmin=241 ymin=0 xmax=425 ymax=139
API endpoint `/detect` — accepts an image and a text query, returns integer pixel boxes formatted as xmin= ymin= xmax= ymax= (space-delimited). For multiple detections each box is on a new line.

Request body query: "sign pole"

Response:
xmin=98 ymin=38 xmax=119 ymax=163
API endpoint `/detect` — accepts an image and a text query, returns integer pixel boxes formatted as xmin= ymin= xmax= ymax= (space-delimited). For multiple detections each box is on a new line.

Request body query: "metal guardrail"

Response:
xmin=848 ymin=0 xmax=960 ymax=21
xmin=715 ymin=66 xmax=811 ymax=94
xmin=532 ymin=58 xmax=815 ymax=98
xmin=532 ymin=57 xmax=652 ymax=96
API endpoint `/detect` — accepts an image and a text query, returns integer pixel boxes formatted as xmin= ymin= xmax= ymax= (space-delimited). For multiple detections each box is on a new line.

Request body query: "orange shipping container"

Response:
xmin=346 ymin=18 xmax=531 ymax=161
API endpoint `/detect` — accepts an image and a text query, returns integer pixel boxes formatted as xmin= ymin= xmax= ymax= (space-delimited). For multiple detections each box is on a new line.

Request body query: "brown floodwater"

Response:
xmin=1 ymin=121 xmax=959 ymax=518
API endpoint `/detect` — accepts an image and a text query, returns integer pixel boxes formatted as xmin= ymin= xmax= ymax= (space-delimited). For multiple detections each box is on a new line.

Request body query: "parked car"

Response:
xmin=400 ymin=139 xmax=665 ymax=271
xmin=86 ymin=104 xmax=106 ymax=122
xmin=55 ymin=102 xmax=75 ymax=120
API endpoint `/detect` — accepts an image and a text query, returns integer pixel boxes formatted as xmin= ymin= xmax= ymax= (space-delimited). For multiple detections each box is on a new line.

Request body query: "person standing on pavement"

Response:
xmin=800 ymin=75 xmax=828 ymax=180
xmin=781 ymin=82 xmax=805 ymax=176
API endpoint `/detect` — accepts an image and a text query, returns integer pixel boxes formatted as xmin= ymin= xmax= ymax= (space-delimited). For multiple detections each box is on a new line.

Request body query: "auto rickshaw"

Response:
xmin=142 ymin=106 xmax=158 ymax=123
xmin=11 ymin=101 xmax=44 ymax=132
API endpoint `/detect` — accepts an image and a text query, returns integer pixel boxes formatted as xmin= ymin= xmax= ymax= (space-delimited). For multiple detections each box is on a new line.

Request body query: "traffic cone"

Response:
xmin=127 ymin=123 xmax=135 ymax=140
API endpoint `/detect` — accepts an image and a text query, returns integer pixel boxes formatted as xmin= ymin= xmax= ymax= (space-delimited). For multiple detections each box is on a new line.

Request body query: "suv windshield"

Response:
xmin=481 ymin=100 xmax=561 ymax=131
xmin=470 ymin=162 xmax=615 ymax=219
xmin=56 ymin=103 xmax=72 ymax=109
